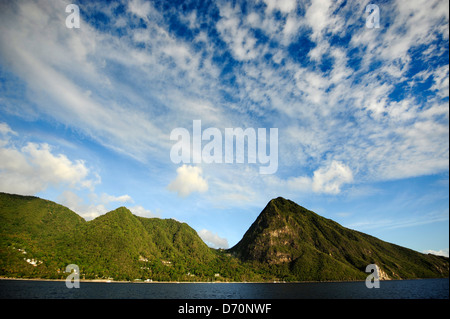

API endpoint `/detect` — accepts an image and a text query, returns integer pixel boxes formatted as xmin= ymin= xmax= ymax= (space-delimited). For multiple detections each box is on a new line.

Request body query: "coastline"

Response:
xmin=1 ymin=276 xmax=424 ymax=284
xmin=0 ymin=276 xmax=368 ymax=284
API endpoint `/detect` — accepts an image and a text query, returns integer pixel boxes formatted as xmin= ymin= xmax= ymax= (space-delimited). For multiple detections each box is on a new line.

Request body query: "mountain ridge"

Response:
xmin=0 ymin=192 xmax=448 ymax=282
xmin=0 ymin=192 xmax=249 ymax=281
xmin=229 ymin=196 xmax=449 ymax=281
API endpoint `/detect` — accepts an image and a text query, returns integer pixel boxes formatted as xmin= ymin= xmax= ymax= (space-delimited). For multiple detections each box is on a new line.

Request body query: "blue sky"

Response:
xmin=0 ymin=0 xmax=448 ymax=256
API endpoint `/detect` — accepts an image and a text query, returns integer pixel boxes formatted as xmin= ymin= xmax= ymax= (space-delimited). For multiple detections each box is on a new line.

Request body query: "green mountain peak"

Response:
xmin=229 ymin=197 xmax=449 ymax=281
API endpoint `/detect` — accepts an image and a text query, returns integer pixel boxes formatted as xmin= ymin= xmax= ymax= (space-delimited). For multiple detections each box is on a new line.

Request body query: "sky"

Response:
xmin=0 ymin=0 xmax=448 ymax=257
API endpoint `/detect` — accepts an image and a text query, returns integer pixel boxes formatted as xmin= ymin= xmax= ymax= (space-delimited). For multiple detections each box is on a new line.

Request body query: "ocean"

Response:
xmin=0 ymin=278 xmax=448 ymax=299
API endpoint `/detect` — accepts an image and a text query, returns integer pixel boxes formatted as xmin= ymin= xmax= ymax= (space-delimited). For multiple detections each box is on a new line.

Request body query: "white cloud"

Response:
xmin=197 ymin=229 xmax=229 ymax=249
xmin=430 ymin=65 xmax=449 ymax=98
xmin=0 ymin=0 xmax=448 ymax=208
xmin=294 ymin=67 xmax=329 ymax=104
xmin=0 ymin=122 xmax=17 ymax=147
xmin=167 ymin=165 xmax=208 ymax=197
xmin=0 ymin=139 xmax=98 ymax=196
xmin=283 ymin=161 xmax=354 ymax=195
xmin=209 ymin=172 xmax=258 ymax=204
xmin=305 ymin=0 xmax=344 ymax=42
xmin=129 ymin=205 xmax=159 ymax=218
xmin=350 ymin=0 xmax=448 ymax=77
xmin=423 ymin=249 xmax=449 ymax=258
xmin=58 ymin=190 xmax=135 ymax=220
xmin=363 ymin=118 xmax=449 ymax=181
xmin=100 ymin=193 xmax=133 ymax=204
xmin=263 ymin=0 xmax=297 ymax=14
xmin=0 ymin=123 xmax=143 ymax=220
xmin=347 ymin=212 xmax=449 ymax=231
xmin=216 ymin=3 xmax=262 ymax=61
xmin=58 ymin=190 xmax=107 ymax=220
xmin=0 ymin=1 xmax=170 ymax=163
xmin=312 ymin=161 xmax=354 ymax=194
xmin=0 ymin=122 xmax=17 ymax=136
xmin=128 ymin=0 xmax=152 ymax=19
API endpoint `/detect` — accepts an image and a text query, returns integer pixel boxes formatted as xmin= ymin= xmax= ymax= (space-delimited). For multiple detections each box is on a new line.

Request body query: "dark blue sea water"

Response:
xmin=0 ymin=278 xmax=448 ymax=299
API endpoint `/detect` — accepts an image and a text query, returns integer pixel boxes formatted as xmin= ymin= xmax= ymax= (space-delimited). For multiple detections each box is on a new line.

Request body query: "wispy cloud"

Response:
xmin=1 ymin=0 xmax=447 ymax=191
xmin=346 ymin=211 xmax=449 ymax=231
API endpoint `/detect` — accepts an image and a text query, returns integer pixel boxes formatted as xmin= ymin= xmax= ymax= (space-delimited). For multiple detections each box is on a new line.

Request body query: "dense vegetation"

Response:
xmin=0 ymin=192 xmax=448 ymax=282
xmin=0 ymin=192 xmax=260 ymax=281
xmin=230 ymin=197 xmax=449 ymax=281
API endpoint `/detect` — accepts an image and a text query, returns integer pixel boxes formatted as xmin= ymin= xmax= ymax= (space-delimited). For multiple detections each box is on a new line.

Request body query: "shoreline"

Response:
xmin=1 ymin=276 xmax=438 ymax=284
xmin=0 ymin=276 xmax=367 ymax=284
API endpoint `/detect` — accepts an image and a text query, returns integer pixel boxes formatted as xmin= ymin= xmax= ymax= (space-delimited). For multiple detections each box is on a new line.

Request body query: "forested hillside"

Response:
xmin=1 ymin=193 xmax=448 ymax=282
